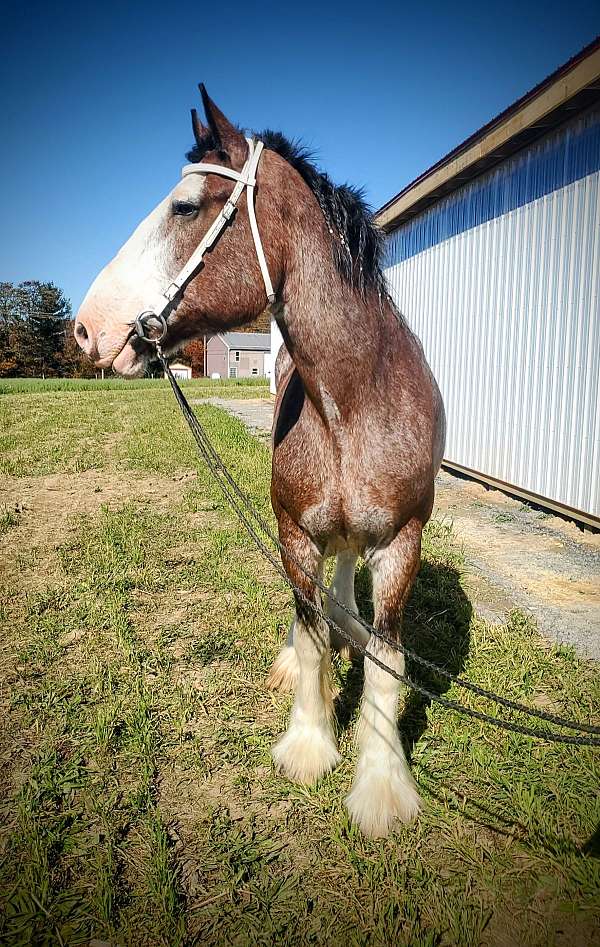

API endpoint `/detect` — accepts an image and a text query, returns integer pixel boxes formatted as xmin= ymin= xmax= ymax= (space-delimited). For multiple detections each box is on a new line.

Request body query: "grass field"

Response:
xmin=0 ymin=382 xmax=598 ymax=946
xmin=0 ymin=377 xmax=269 ymax=395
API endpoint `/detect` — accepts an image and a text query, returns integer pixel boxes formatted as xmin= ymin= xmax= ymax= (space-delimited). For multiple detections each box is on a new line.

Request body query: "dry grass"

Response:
xmin=0 ymin=384 xmax=598 ymax=946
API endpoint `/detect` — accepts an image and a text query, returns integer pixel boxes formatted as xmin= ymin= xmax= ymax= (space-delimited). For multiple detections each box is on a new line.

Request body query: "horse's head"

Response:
xmin=74 ymin=88 xmax=281 ymax=376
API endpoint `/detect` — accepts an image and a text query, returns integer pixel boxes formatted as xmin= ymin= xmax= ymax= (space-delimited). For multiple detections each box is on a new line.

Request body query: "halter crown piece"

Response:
xmin=134 ymin=138 xmax=275 ymax=345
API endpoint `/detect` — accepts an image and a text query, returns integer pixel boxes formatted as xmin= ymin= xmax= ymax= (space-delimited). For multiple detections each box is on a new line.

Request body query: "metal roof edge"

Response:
xmin=376 ymin=36 xmax=600 ymax=233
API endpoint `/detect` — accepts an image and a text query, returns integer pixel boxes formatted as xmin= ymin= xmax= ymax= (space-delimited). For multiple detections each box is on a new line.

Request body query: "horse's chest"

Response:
xmin=299 ymin=497 xmax=395 ymax=555
xmin=273 ymin=433 xmax=396 ymax=552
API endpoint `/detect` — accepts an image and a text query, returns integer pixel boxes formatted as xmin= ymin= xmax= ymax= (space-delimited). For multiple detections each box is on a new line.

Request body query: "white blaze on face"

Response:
xmin=76 ymin=172 xmax=206 ymax=375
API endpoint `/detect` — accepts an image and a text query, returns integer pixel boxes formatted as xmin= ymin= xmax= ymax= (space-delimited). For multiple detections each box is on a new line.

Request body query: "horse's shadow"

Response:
xmin=333 ymin=570 xmax=600 ymax=856
xmin=334 ymin=558 xmax=472 ymax=761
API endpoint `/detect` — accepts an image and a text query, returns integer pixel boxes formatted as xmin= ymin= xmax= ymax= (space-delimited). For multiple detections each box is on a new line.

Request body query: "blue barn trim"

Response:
xmin=384 ymin=106 xmax=600 ymax=267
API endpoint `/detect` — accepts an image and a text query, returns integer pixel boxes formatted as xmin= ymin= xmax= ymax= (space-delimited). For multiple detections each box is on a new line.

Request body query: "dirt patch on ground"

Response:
xmin=0 ymin=468 xmax=199 ymax=600
xmin=435 ymin=471 xmax=600 ymax=659
xmin=0 ymin=468 xmax=197 ymax=549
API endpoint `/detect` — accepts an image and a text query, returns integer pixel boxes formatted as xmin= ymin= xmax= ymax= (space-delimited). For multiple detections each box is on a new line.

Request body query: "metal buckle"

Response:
xmin=133 ymin=311 xmax=168 ymax=344
xmin=164 ymin=283 xmax=181 ymax=302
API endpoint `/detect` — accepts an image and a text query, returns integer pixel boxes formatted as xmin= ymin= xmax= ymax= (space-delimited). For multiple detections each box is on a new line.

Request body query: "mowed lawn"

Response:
xmin=0 ymin=380 xmax=598 ymax=947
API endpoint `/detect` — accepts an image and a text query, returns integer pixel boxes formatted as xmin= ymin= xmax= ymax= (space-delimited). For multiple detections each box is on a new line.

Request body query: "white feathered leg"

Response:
xmin=272 ymin=515 xmax=340 ymax=783
xmin=266 ymin=619 xmax=298 ymax=692
xmin=346 ymin=640 xmax=421 ymax=837
xmin=346 ymin=520 xmax=423 ymax=837
xmin=272 ymin=612 xmax=340 ymax=782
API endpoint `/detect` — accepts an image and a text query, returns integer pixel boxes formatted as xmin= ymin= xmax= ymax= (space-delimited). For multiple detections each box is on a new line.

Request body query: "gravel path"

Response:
xmin=205 ymin=397 xmax=600 ymax=660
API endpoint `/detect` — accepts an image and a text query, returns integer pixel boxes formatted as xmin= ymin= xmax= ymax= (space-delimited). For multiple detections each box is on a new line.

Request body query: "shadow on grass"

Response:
xmin=401 ymin=559 xmax=472 ymax=761
xmin=334 ymin=559 xmax=472 ymax=760
xmin=332 ymin=562 xmax=597 ymax=857
xmin=582 ymin=824 xmax=600 ymax=857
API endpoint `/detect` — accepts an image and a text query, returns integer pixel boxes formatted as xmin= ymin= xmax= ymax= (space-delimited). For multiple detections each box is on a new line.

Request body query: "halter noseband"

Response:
xmin=134 ymin=137 xmax=275 ymax=344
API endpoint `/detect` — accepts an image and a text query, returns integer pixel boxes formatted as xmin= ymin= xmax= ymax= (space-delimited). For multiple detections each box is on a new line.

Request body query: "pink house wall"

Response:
xmin=206 ymin=336 xmax=228 ymax=378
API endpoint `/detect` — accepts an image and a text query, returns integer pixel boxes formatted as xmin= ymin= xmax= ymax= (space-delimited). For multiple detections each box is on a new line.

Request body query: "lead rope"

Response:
xmin=155 ymin=349 xmax=600 ymax=747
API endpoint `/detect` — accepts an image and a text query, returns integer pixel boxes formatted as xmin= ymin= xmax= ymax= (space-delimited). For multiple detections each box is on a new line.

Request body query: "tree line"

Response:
xmin=0 ymin=280 xmax=95 ymax=378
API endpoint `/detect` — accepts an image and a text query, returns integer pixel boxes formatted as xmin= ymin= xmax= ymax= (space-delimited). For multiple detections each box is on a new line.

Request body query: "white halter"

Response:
xmin=134 ymin=138 xmax=275 ymax=343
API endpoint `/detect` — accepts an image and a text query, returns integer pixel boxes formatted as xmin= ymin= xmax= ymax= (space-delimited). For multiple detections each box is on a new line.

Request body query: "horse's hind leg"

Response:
xmin=327 ymin=551 xmax=370 ymax=659
xmin=272 ymin=512 xmax=340 ymax=783
xmin=346 ymin=518 xmax=423 ymax=838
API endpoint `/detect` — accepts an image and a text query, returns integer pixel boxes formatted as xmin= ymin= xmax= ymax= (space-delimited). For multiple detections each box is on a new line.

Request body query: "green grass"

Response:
xmin=0 ymin=505 xmax=21 ymax=536
xmin=0 ymin=383 xmax=270 ymax=478
xmin=0 ymin=386 xmax=598 ymax=946
xmin=0 ymin=376 xmax=269 ymax=395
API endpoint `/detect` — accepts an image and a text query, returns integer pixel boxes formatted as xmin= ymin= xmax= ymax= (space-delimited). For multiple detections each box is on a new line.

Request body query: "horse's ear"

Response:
xmin=199 ymin=84 xmax=246 ymax=163
xmin=191 ymin=108 xmax=210 ymax=149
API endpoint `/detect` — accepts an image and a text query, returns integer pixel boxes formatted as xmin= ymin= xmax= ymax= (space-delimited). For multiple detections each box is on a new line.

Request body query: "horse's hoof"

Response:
xmin=272 ymin=723 xmax=340 ymax=784
xmin=345 ymin=764 xmax=421 ymax=838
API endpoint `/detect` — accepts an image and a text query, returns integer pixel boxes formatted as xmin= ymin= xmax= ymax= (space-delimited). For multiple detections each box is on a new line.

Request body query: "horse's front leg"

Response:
xmin=272 ymin=511 xmax=340 ymax=783
xmin=346 ymin=517 xmax=423 ymax=837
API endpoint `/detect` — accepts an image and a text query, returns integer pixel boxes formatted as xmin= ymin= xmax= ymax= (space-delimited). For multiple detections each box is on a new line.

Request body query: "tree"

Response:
xmin=0 ymin=281 xmax=83 ymax=377
xmin=26 ymin=282 xmax=71 ymax=377
xmin=241 ymin=309 xmax=270 ymax=333
xmin=181 ymin=338 xmax=205 ymax=377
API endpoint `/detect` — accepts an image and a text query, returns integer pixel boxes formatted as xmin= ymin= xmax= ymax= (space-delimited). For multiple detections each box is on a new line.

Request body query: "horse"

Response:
xmin=74 ymin=87 xmax=445 ymax=838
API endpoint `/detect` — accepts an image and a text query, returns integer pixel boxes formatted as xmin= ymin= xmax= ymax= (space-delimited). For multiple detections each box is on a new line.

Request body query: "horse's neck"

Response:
xmin=278 ymin=232 xmax=388 ymax=420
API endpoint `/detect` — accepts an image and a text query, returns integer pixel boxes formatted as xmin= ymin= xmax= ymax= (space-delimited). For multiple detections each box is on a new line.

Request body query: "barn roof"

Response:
xmin=219 ymin=332 xmax=271 ymax=352
xmin=376 ymin=36 xmax=600 ymax=233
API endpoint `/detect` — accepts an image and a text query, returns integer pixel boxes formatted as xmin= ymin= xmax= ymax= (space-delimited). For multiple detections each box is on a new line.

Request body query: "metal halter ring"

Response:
xmin=134 ymin=311 xmax=168 ymax=344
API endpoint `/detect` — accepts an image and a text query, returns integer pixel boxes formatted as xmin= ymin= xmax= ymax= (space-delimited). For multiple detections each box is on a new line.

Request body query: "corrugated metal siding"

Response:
xmin=384 ymin=112 xmax=600 ymax=520
xmin=385 ymin=105 xmax=600 ymax=264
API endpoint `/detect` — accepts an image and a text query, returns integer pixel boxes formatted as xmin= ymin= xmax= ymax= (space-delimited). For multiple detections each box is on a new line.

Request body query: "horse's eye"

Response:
xmin=172 ymin=200 xmax=199 ymax=217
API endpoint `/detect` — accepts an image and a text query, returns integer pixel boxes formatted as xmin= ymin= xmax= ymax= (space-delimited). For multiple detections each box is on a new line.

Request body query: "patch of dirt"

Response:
xmin=434 ymin=471 xmax=600 ymax=659
xmin=0 ymin=468 xmax=197 ymax=553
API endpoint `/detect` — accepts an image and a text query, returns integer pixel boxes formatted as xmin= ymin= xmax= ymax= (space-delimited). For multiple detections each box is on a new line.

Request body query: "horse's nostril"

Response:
xmin=76 ymin=322 xmax=88 ymax=340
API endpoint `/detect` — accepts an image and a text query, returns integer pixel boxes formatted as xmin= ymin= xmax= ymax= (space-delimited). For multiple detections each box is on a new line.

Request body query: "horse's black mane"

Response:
xmin=186 ymin=128 xmax=385 ymax=296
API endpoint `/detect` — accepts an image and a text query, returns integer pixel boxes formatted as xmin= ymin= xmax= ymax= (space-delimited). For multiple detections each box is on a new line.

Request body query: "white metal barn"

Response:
xmin=378 ymin=39 xmax=600 ymax=527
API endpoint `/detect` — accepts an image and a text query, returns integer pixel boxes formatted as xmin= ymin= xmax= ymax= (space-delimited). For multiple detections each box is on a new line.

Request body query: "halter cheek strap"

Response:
xmin=134 ymin=137 xmax=275 ymax=344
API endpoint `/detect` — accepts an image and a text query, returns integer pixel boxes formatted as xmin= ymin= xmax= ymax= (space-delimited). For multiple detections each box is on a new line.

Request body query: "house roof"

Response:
xmin=219 ymin=332 xmax=271 ymax=352
xmin=376 ymin=36 xmax=600 ymax=233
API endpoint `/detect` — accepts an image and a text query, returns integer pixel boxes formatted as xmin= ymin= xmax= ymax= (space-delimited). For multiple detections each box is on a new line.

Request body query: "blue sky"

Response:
xmin=1 ymin=0 xmax=598 ymax=313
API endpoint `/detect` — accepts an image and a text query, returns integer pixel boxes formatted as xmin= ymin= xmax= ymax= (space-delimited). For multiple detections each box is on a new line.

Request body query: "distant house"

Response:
xmin=206 ymin=332 xmax=271 ymax=379
xmin=165 ymin=361 xmax=192 ymax=380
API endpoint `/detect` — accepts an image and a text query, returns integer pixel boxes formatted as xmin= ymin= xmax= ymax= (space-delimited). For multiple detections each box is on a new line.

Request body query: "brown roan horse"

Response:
xmin=74 ymin=87 xmax=445 ymax=838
